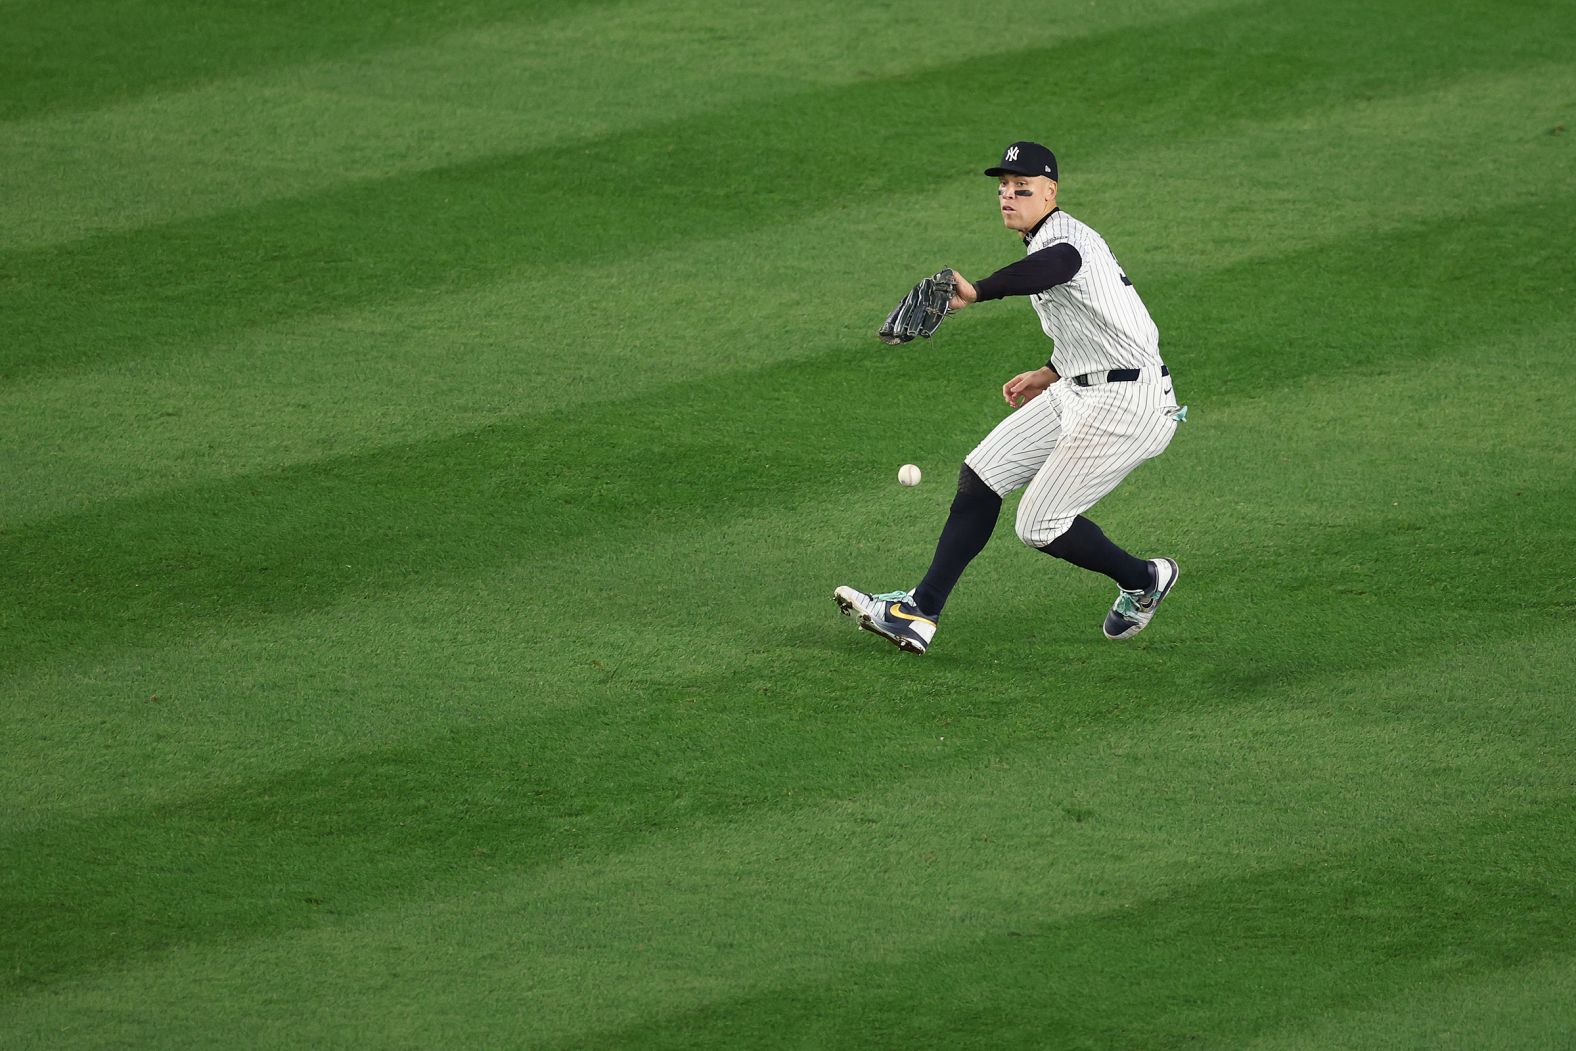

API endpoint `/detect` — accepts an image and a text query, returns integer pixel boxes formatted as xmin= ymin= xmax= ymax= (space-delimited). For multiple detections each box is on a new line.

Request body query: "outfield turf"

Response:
xmin=4 ymin=0 xmax=1575 ymax=1046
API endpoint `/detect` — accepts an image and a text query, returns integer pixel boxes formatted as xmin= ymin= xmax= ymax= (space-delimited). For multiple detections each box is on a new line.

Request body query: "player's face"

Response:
xmin=998 ymin=175 xmax=1057 ymax=232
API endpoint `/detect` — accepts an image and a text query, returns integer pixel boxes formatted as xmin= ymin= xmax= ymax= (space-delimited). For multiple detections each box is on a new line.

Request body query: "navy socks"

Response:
xmin=911 ymin=465 xmax=1001 ymax=616
xmin=1040 ymin=515 xmax=1151 ymax=592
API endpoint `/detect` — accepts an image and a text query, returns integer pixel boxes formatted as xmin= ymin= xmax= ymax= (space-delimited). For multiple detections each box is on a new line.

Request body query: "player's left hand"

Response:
xmin=948 ymin=271 xmax=978 ymax=312
xmin=878 ymin=269 xmax=960 ymax=345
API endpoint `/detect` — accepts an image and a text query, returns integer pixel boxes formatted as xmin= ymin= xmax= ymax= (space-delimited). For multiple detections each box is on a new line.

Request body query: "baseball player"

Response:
xmin=837 ymin=140 xmax=1186 ymax=655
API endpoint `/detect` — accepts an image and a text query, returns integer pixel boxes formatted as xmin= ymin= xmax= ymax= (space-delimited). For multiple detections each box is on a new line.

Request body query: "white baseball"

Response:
xmin=898 ymin=464 xmax=922 ymax=487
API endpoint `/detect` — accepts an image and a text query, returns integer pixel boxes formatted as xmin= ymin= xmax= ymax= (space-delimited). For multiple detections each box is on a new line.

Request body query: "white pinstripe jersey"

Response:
xmin=1024 ymin=210 xmax=1161 ymax=377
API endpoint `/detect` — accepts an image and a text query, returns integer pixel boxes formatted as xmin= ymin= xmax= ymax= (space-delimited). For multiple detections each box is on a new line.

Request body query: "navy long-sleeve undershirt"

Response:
xmin=972 ymin=242 xmax=1083 ymax=301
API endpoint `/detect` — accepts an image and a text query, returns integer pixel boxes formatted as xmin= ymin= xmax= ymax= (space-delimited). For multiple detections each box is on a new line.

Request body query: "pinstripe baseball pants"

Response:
xmin=964 ymin=369 xmax=1179 ymax=548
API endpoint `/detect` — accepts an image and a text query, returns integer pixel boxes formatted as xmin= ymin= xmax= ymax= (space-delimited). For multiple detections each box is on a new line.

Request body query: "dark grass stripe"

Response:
xmin=2 ymin=193 xmax=1571 ymax=674
xmin=556 ymin=801 xmax=1576 ymax=1050
xmin=4 ymin=0 xmax=1569 ymax=377
xmin=0 ymin=0 xmax=611 ymax=123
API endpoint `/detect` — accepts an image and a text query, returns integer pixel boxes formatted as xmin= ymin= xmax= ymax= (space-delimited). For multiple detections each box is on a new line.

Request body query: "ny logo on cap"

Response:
xmin=1005 ymin=146 xmax=1020 ymax=161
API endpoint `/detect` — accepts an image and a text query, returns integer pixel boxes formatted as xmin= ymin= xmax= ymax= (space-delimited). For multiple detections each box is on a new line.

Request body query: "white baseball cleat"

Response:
xmin=834 ymin=586 xmax=937 ymax=655
xmin=1103 ymin=558 xmax=1179 ymax=640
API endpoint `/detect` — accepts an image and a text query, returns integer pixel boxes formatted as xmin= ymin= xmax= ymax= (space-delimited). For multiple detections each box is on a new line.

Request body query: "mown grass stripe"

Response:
xmin=0 ymin=0 xmax=609 ymax=123
xmin=1240 ymin=953 xmax=1576 ymax=1050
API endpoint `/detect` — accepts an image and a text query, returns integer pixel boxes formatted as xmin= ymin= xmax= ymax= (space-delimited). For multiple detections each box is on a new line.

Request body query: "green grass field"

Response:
xmin=4 ymin=0 xmax=1575 ymax=1046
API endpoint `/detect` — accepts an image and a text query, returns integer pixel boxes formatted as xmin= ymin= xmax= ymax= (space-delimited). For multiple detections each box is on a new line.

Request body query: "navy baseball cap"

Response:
xmin=984 ymin=141 xmax=1058 ymax=180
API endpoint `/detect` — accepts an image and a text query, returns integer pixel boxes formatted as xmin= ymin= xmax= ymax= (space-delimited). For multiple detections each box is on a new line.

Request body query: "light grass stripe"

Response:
xmin=0 ymin=0 xmax=588 ymax=122
xmin=1239 ymin=953 xmax=1576 ymax=1051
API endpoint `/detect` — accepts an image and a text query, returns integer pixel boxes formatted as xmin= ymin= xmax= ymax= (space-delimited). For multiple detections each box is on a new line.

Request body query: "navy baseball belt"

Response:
xmin=1070 ymin=364 xmax=1168 ymax=387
